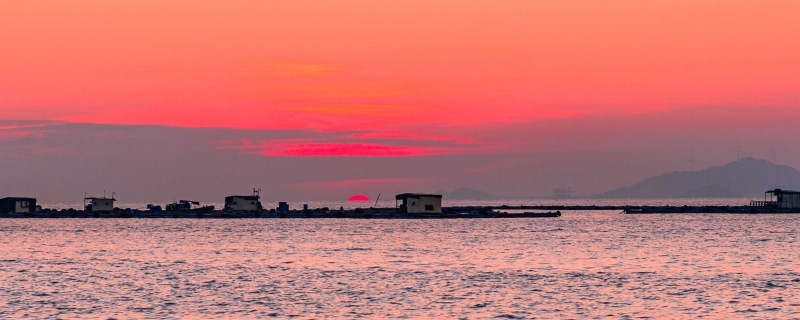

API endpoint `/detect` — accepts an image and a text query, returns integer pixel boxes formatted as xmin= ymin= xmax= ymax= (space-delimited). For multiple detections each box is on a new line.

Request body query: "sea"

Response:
xmin=1 ymin=198 xmax=798 ymax=319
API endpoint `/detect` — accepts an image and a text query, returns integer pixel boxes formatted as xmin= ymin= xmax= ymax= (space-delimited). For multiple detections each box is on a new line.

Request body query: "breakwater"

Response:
xmin=2 ymin=206 xmax=562 ymax=219
xmin=5 ymin=204 xmax=797 ymax=218
xmin=478 ymin=205 xmax=799 ymax=214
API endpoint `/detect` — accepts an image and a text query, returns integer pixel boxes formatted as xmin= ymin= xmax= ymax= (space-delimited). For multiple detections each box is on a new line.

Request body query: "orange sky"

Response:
xmin=2 ymin=0 xmax=799 ymax=155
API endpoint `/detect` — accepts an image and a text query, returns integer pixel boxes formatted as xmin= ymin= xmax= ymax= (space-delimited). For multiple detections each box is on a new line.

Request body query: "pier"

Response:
xmin=3 ymin=189 xmax=800 ymax=218
xmin=4 ymin=206 xmax=562 ymax=219
xmin=5 ymin=203 xmax=800 ymax=219
xmin=474 ymin=205 xmax=800 ymax=214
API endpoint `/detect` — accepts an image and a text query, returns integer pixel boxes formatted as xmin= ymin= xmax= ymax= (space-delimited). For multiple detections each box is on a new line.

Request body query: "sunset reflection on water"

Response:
xmin=1 ymin=212 xmax=798 ymax=318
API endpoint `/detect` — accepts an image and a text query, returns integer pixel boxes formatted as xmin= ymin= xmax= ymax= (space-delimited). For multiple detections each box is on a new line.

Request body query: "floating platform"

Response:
xmin=621 ymin=206 xmax=800 ymax=214
xmin=471 ymin=205 xmax=800 ymax=214
xmin=6 ymin=204 xmax=797 ymax=219
xmin=1 ymin=207 xmax=562 ymax=219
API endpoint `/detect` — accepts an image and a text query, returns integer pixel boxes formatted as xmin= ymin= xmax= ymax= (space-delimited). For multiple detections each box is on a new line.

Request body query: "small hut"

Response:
xmin=85 ymin=197 xmax=115 ymax=212
xmin=395 ymin=193 xmax=443 ymax=214
xmin=0 ymin=197 xmax=36 ymax=215
xmin=224 ymin=189 xmax=263 ymax=212
xmin=767 ymin=189 xmax=800 ymax=209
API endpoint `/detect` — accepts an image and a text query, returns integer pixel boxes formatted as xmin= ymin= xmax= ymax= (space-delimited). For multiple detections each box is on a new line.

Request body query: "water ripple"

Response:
xmin=0 ymin=213 xmax=799 ymax=318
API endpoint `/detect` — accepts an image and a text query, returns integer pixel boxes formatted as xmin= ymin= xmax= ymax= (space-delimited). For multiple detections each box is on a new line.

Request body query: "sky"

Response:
xmin=1 ymin=1 xmax=799 ymax=203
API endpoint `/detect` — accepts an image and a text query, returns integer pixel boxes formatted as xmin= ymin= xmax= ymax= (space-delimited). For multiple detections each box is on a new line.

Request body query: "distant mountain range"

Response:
xmin=594 ymin=158 xmax=800 ymax=199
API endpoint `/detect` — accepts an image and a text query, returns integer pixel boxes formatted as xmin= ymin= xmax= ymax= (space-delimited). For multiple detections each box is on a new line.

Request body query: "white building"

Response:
xmin=224 ymin=195 xmax=262 ymax=211
xmin=85 ymin=197 xmax=115 ymax=212
xmin=395 ymin=193 xmax=443 ymax=214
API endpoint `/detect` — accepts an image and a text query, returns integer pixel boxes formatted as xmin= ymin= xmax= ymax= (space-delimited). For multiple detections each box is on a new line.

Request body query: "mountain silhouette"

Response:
xmin=594 ymin=158 xmax=800 ymax=199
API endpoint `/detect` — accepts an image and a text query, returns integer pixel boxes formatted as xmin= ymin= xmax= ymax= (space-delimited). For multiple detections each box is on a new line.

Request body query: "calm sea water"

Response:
xmin=2 ymin=199 xmax=798 ymax=319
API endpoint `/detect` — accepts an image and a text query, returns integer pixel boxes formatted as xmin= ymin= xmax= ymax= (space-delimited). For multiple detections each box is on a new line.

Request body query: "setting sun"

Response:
xmin=347 ymin=195 xmax=370 ymax=202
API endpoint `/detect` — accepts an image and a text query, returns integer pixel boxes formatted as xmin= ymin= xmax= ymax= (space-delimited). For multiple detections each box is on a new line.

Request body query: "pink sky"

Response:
xmin=2 ymin=1 xmax=799 ymax=156
xmin=1 ymin=1 xmax=800 ymax=201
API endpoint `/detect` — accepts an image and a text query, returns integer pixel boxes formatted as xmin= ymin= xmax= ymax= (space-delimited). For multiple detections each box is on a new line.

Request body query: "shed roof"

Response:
xmin=225 ymin=195 xmax=260 ymax=200
xmin=85 ymin=197 xmax=115 ymax=201
xmin=395 ymin=193 xmax=443 ymax=200
xmin=0 ymin=197 xmax=36 ymax=201
xmin=767 ymin=189 xmax=800 ymax=195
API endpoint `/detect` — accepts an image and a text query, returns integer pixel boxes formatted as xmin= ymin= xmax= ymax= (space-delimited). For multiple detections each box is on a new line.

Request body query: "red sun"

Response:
xmin=348 ymin=195 xmax=370 ymax=202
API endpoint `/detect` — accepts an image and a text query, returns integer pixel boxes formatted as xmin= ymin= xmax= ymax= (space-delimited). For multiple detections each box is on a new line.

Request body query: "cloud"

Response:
xmin=226 ymin=139 xmax=466 ymax=156
xmin=0 ymin=122 xmax=55 ymax=140
xmin=345 ymin=130 xmax=474 ymax=144
xmin=217 ymin=124 xmax=497 ymax=156
xmin=291 ymin=177 xmax=430 ymax=189
xmin=284 ymin=104 xmax=420 ymax=116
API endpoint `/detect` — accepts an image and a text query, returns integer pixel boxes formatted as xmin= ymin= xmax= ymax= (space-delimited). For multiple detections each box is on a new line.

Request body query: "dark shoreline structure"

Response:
xmin=0 ymin=197 xmax=37 ymax=217
xmin=3 ymin=189 xmax=800 ymax=218
xmin=0 ymin=191 xmax=563 ymax=219
xmin=1 ymin=206 xmax=562 ymax=219
xmin=1 ymin=191 xmax=563 ymax=219
xmin=3 ymin=203 xmax=799 ymax=218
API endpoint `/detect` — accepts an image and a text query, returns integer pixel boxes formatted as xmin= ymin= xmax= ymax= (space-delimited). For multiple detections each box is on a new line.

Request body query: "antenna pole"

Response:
xmin=375 ymin=193 xmax=381 ymax=207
